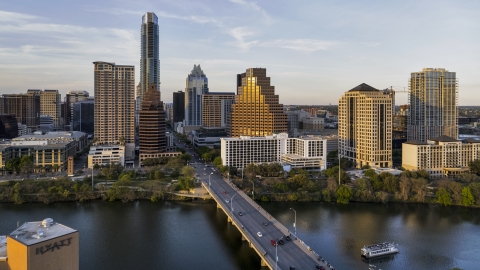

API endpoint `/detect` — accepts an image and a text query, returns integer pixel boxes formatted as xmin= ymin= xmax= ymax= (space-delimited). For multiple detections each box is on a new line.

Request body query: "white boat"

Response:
xmin=361 ymin=242 xmax=398 ymax=258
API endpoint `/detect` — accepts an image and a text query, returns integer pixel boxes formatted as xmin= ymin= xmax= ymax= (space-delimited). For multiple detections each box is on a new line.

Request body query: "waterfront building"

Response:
xmin=230 ymin=68 xmax=287 ymax=137
xmin=173 ymin=91 xmax=185 ymax=123
xmin=13 ymin=131 xmax=88 ymax=153
xmin=139 ymin=83 xmax=166 ymax=161
xmin=221 ymin=133 xmax=328 ymax=170
xmin=140 ymin=12 xmax=160 ymax=103
xmin=0 ymin=115 xmax=18 ymax=139
xmin=0 ymin=140 xmax=76 ymax=174
xmin=202 ymin=92 xmax=235 ymax=128
xmin=338 ymin=83 xmax=394 ymax=168
xmin=408 ymin=68 xmax=458 ymax=141
xmin=93 ymin=61 xmax=135 ymax=159
xmin=0 ymin=218 xmax=78 ymax=270
xmin=87 ymin=145 xmax=125 ymax=167
xmin=0 ymin=92 xmax=40 ymax=130
xmin=72 ymin=100 xmax=94 ymax=135
xmin=185 ymin=65 xmax=209 ymax=126
xmin=402 ymin=136 xmax=480 ymax=178
xmin=66 ymin=90 xmax=89 ymax=128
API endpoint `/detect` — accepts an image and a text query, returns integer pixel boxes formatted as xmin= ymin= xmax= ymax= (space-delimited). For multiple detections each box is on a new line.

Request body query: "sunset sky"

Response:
xmin=1 ymin=0 xmax=479 ymax=105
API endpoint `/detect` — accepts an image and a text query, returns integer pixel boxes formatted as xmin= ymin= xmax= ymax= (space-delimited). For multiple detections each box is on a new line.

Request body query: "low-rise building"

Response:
xmin=88 ymin=145 xmax=125 ymax=167
xmin=402 ymin=135 xmax=480 ymax=178
xmin=0 ymin=218 xmax=79 ymax=270
xmin=192 ymin=128 xmax=228 ymax=149
xmin=0 ymin=140 xmax=76 ymax=174
xmin=221 ymin=133 xmax=329 ymax=170
xmin=12 ymin=131 xmax=88 ymax=152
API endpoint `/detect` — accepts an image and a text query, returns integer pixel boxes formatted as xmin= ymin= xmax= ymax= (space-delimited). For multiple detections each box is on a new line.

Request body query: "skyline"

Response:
xmin=0 ymin=0 xmax=479 ymax=105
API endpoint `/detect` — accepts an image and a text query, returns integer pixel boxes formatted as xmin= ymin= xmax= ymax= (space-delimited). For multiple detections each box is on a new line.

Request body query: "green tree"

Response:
xmin=201 ymin=153 xmax=212 ymax=162
xmin=19 ymin=156 xmax=34 ymax=179
xmin=335 ymin=185 xmax=353 ymax=204
xmin=469 ymin=160 xmax=480 ymax=176
xmin=411 ymin=178 xmax=428 ymax=202
xmin=461 ymin=187 xmax=475 ymax=206
xmin=448 ymin=181 xmax=463 ymax=204
xmin=321 ymin=189 xmax=331 ymax=202
xmin=154 ymin=170 xmax=164 ymax=180
xmin=213 ymin=156 xmax=222 ymax=168
xmin=436 ymin=188 xmax=452 ymax=206
xmin=399 ymin=174 xmax=412 ymax=201
xmin=178 ymin=177 xmax=194 ymax=190
xmin=181 ymin=166 xmax=196 ymax=179
xmin=380 ymin=173 xmax=398 ymax=193
xmin=12 ymin=182 xmax=23 ymax=204
xmin=5 ymin=157 xmax=21 ymax=174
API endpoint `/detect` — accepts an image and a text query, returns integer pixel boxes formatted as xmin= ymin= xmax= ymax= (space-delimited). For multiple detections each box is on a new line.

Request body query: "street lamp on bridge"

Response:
xmin=208 ymin=172 xmax=213 ymax=187
xmin=249 ymin=179 xmax=255 ymax=201
xmin=290 ymin=208 xmax=296 ymax=238
xmin=230 ymin=194 xmax=236 ymax=212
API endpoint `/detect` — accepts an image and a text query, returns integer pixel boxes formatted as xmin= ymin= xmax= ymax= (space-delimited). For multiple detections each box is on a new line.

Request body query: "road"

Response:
xmin=194 ymin=163 xmax=331 ymax=270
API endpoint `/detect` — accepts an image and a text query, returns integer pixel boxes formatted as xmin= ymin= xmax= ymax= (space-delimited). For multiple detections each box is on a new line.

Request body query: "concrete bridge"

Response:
xmin=195 ymin=165 xmax=333 ymax=270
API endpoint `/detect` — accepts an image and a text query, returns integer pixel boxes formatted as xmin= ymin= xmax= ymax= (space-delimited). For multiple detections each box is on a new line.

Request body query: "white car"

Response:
xmin=257 ymin=232 xmax=262 ymax=237
xmin=225 ymin=200 xmax=230 ymax=203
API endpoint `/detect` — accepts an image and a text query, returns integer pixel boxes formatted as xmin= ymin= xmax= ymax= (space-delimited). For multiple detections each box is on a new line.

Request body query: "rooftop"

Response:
xmin=348 ymin=83 xmax=379 ymax=92
xmin=8 ymin=219 xmax=77 ymax=246
xmin=429 ymin=135 xmax=459 ymax=143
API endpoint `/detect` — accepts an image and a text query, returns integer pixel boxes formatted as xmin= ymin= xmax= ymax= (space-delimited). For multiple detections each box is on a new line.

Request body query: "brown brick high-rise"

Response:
xmin=230 ymin=68 xmax=287 ymax=137
xmin=139 ymin=83 xmax=166 ymax=155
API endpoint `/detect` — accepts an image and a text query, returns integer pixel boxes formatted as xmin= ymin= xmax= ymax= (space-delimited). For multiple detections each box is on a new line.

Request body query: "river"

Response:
xmin=1 ymin=201 xmax=479 ymax=270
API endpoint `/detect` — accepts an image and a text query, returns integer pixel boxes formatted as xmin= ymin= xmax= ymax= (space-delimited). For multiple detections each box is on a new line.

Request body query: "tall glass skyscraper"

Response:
xmin=140 ymin=12 xmax=160 ymax=103
xmin=184 ymin=65 xmax=208 ymax=126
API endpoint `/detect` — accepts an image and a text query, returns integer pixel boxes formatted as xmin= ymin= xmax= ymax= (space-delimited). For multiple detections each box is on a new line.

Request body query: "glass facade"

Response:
xmin=140 ymin=12 xmax=160 ymax=103
xmin=230 ymin=68 xmax=287 ymax=137
xmin=72 ymin=100 xmax=94 ymax=135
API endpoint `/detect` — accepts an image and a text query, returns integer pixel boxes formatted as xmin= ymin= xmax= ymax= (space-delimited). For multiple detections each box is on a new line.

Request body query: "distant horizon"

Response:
xmin=0 ymin=1 xmax=479 ymax=106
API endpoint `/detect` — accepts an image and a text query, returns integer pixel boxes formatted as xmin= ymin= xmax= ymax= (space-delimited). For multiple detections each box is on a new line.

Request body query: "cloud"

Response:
xmin=260 ymin=39 xmax=336 ymax=52
xmin=229 ymin=0 xmax=269 ymax=19
xmin=0 ymin=10 xmax=40 ymax=23
xmin=85 ymin=8 xmax=144 ymax=16
xmin=227 ymin=27 xmax=258 ymax=50
xmin=157 ymin=11 xmax=223 ymax=26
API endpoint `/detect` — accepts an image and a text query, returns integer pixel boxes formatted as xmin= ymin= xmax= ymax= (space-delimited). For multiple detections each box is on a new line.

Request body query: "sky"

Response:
xmin=0 ymin=0 xmax=479 ymax=105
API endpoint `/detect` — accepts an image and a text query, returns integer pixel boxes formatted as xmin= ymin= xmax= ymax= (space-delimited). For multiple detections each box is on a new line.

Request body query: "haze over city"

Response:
xmin=1 ymin=0 xmax=479 ymax=105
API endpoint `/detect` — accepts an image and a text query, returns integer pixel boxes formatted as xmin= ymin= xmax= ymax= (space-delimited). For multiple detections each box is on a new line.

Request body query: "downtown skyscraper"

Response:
xmin=93 ymin=61 xmax=135 ymax=158
xmin=140 ymin=12 xmax=160 ymax=103
xmin=139 ymin=83 xmax=166 ymax=160
xmin=338 ymin=83 xmax=394 ymax=169
xmin=407 ymin=68 xmax=458 ymax=142
xmin=184 ymin=65 xmax=208 ymax=126
xmin=230 ymin=68 xmax=287 ymax=137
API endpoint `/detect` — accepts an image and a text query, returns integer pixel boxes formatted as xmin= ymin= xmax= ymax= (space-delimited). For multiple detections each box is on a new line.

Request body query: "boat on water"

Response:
xmin=361 ymin=242 xmax=398 ymax=258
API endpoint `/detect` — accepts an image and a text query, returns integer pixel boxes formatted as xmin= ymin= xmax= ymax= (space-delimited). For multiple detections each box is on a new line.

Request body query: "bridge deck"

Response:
xmin=196 ymin=165 xmax=333 ymax=270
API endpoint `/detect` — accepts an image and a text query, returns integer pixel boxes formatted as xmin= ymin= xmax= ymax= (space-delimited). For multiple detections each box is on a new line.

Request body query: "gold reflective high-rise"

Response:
xmin=230 ymin=68 xmax=287 ymax=137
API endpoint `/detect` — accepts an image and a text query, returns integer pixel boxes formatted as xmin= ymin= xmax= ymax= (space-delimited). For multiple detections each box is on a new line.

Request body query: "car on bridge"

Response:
xmin=263 ymin=222 xmax=268 ymax=226
xmin=238 ymin=212 xmax=243 ymax=216
xmin=315 ymin=264 xmax=325 ymax=270
xmin=257 ymin=232 xmax=262 ymax=237
xmin=270 ymin=239 xmax=277 ymax=246
xmin=225 ymin=200 xmax=230 ymax=203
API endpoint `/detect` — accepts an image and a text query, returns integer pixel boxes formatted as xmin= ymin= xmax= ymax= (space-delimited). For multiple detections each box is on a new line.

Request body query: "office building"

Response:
xmin=173 ymin=91 xmax=185 ymax=123
xmin=0 ymin=139 xmax=76 ymax=174
xmin=302 ymin=117 xmax=324 ymax=131
xmin=72 ymin=100 xmax=94 ymax=135
xmin=65 ymin=90 xmax=89 ymax=128
xmin=39 ymin=115 xmax=54 ymax=133
xmin=140 ymin=12 xmax=160 ymax=103
xmin=230 ymin=68 xmax=287 ymax=137
xmin=88 ymin=145 xmax=125 ymax=167
xmin=139 ymin=83 xmax=166 ymax=160
xmin=0 ymin=218 xmax=78 ymax=270
xmin=338 ymin=83 xmax=394 ymax=168
xmin=0 ymin=115 xmax=18 ymax=139
xmin=402 ymin=136 xmax=480 ymax=178
xmin=0 ymin=92 xmax=40 ymax=130
xmin=220 ymin=133 xmax=329 ymax=170
xmin=163 ymin=102 xmax=173 ymax=123
xmin=185 ymin=65 xmax=209 ymax=126
xmin=408 ymin=68 xmax=458 ymax=141
xmin=28 ymin=90 xmax=62 ymax=128
xmin=93 ymin=61 xmax=135 ymax=159
xmin=202 ymin=92 xmax=235 ymax=128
